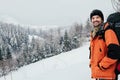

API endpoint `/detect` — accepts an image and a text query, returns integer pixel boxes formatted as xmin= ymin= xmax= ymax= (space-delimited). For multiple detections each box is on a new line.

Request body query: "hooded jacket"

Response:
xmin=89 ymin=26 xmax=119 ymax=79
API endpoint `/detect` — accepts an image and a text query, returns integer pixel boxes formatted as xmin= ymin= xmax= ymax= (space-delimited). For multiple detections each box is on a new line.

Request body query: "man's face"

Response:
xmin=91 ymin=15 xmax=103 ymax=27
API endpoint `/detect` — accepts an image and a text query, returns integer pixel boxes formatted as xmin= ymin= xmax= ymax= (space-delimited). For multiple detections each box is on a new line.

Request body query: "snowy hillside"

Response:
xmin=0 ymin=15 xmax=19 ymax=25
xmin=0 ymin=42 xmax=90 ymax=80
xmin=0 ymin=16 xmax=60 ymax=31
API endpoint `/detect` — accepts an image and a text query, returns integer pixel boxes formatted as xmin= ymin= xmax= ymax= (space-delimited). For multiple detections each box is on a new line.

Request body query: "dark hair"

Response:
xmin=90 ymin=9 xmax=104 ymax=21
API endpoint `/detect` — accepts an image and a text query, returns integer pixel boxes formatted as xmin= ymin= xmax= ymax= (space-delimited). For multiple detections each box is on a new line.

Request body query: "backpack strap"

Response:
xmin=101 ymin=22 xmax=113 ymax=42
xmin=103 ymin=22 xmax=115 ymax=32
xmin=96 ymin=22 xmax=110 ymax=41
xmin=103 ymin=22 xmax=109 ymax=30
xmin=97 ymin=22 xmax=115 ymax=41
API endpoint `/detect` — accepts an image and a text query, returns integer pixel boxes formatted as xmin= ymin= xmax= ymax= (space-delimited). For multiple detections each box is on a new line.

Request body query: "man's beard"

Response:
xmin=93 ymin=21 xmax=103 ymax=27
xmin=94 ymin=24 xmax=101 ymax=27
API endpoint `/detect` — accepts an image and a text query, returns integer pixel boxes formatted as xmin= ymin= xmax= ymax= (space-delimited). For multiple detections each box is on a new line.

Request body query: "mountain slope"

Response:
xmin=0 ymin=42 xmax=90 ymax=80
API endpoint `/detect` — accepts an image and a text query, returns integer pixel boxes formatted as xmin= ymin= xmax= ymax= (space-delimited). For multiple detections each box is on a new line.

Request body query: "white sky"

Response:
xmin=0 ymin=0 xmax=114 ymax=26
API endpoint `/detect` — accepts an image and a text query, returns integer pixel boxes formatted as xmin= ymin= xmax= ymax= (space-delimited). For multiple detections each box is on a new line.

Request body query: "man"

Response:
xmin=89 ymin=9 xmax=119 ymax=80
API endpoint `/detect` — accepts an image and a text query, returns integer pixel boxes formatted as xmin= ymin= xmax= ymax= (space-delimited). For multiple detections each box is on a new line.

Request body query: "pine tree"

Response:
xmin=6 ymin=47 xmax=12 ymax=59
xmin=72 ymin=36 xmax=79 ymax=49
xmin=0 ymin=48 xmax=3 ymax=60
xmin=62 ymin=30 xmax=71 ymax=52
xmin=84 ymin=19 xmax=92 ymax=37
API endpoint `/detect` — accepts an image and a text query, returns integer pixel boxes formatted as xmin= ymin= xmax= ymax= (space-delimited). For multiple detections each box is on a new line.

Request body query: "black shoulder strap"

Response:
xmin=98 ymin=22 xmax=111 ymax=41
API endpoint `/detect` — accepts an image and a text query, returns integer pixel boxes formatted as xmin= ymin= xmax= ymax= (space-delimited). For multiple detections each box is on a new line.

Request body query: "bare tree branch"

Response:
xmin=111 ymin=0 xmax=120 ymax=12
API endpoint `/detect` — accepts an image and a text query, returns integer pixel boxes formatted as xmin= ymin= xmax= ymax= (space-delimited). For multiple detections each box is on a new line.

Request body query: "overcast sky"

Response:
xmin=0 ymin=0 xmax=114 ymax=26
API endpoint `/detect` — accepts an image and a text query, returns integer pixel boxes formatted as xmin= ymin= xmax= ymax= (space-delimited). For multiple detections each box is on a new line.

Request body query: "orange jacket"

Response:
xmin=90 ymin=29 xmax=119 ymax=79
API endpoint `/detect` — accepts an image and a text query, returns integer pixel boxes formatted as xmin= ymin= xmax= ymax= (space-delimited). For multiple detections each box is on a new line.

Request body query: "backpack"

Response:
xmin=99 ymin=12 xmax=120 ymax=79
xmin=97 ymin=12 xmax=120 ymax=59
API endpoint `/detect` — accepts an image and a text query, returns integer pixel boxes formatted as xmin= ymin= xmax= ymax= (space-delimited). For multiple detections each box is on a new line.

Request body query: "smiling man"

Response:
xmin=89 ymin=9 xmax=118 ymax=80
xmin=90 ymin=9 xmax=104 ymax=38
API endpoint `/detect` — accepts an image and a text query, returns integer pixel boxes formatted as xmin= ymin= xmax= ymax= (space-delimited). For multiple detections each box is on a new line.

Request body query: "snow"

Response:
xmin=0 ymin=42 xmax=91 ymax=80
xmin=0 ymin=15 xmax=19 ymax=25
xmin=28 ymin=25 xmax=59 ymax=31
xmin=28 ymin=35 xmax=44 ymax=43
xmin=0 ymin=16 xmax=60 ymax=31
xmin=0 ymin=16 xmax=71 ymax=32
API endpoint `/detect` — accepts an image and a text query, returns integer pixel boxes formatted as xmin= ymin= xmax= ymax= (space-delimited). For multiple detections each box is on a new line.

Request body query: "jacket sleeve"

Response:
xmin=99 ymin=29 xmax=119 ymax=69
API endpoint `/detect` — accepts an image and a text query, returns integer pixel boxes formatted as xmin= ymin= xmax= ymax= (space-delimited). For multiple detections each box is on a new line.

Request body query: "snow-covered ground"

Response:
xmin=0 ymin=42 xmax=91 ymax=80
